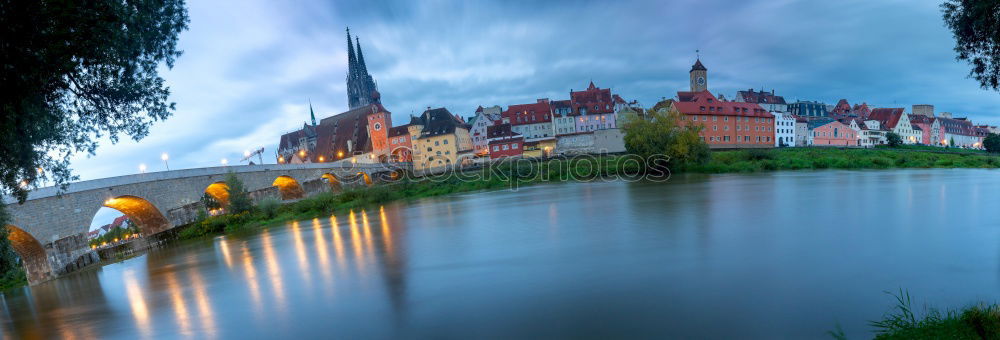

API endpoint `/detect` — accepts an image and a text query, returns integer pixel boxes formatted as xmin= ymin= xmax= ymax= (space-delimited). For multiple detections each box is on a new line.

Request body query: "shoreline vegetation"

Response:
xmin=832 ymin=290 xmax=1000 ymax=339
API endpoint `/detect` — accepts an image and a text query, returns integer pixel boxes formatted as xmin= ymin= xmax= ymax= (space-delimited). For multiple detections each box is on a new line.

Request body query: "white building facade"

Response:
xmin=774 ymin=113 xmax=796 ymax=147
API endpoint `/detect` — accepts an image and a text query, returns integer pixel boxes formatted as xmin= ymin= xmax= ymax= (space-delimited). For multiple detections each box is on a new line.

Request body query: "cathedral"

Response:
xmin=345 ymin=28 xmax=380 ymax=110
xmin=277 ymin=28 xmax=391 ymax=164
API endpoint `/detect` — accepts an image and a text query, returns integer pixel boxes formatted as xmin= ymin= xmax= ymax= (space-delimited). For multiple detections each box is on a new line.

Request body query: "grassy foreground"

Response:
xmin=687 ymin=147 xmax=1000 ymax=173
xmin=832 ymin=291 xmax=1000 ymax=339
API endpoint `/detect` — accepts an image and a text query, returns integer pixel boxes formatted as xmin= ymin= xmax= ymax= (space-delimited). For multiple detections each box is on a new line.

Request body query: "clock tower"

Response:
xmin=689 ymin=58 xmax=708 ymax=92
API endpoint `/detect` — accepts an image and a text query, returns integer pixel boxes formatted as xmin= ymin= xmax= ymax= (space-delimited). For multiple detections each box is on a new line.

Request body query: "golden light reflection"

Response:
xmin=312 ymin=218 xmax=334 ymax=294
xmin=261 ymin=230 xmax=286 ymax=312
xmin=361 ymin=210 xmax=375 ymax=259
xmin=219 ymin=237 xmax=233 ymax=269
xmin=125 ymin=272 xmax=152 ymax=338
xmin=348 ymin=211 xmax=366 ymax=274
xmin=189 ymin=268 xmax=217 ymax=338
xmin=165 ymin=271 xmax=192 ymax=337
xmin=330 ymin=215 xmax=347 ymax=269
xmin=378 ymin=206 xmax=393 ymax=257
xmin=291 ymin=221 xmax=312 ymax=287
xmin=240 ymin=244 xmax=263 ymax=318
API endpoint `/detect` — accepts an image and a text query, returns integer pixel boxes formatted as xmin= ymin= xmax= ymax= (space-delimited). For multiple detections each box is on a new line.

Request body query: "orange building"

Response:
xmin=672 ymin=90 xmax=775 ymax=148
xmin=366 ymin=110 xmax=392 ymax=162
xmin=670 ymin=58 xmax=774 ymax=148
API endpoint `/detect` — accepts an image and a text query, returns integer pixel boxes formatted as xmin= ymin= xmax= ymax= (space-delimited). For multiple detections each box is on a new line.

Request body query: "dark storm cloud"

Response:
xmin=67 ymin=0 xmax=999 ymax=181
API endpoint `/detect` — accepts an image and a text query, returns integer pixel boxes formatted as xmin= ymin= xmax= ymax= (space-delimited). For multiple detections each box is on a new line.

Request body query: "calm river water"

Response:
xmin=1 ymin=169 xmax=998 ymax=338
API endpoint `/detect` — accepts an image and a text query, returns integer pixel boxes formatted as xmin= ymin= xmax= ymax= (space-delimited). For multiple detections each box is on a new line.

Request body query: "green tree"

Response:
xmin=886 ymin=132 xmax=903 ymax=147
xmin=201 ymin=192 xmax=222 ymax=211
xmin=951 ymin=137 xmax=958 ymax=148
xmin=225 ymin=173 xmax=253 ymax=214
xmin=942 ymin=1 xmax=1000 ymax=91
xmin=622 ymin=107 xmax=710 ymax=170
xmin=0 ymin=205 xmax=20 ymax=276
xmin=984 ymin=133 xmax=1000 ymax=153
xmin=1 ymin=1 xmax=189 ymax=203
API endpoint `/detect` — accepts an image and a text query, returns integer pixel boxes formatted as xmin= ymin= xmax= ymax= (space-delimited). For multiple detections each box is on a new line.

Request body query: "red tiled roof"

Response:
xmin=388 ymin=125 xmax=410 ymax=137
xmin=570 ymin=82 xmax=614 ymax=115
xmin=867 ymin=108 xmax=905 ymax=129
xmin=313 ymin=103 xmax=387 ymax=159
xmin=504 ymin=100 xmax=552 ymax=126
xmin=736 ymin=89 xmax=787 ymax=105
xmin=672 ymin=91 xmax=774 ymax=118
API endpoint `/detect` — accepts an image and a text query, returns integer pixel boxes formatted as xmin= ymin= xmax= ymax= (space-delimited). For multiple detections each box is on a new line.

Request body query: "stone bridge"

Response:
xmin=2 ymin=162 xmax=406 ymax=285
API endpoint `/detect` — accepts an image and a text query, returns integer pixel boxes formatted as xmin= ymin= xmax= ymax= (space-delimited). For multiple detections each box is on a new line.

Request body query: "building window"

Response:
xmin=502 ymin=145 xmax=509 ymax=150
xmin=443 ymin=139 xmax=449 ymax=144
xmin=512 ymin=143 xmax=519 ymax=149
xmin=493 ymin=146 xmax=499 ymax=152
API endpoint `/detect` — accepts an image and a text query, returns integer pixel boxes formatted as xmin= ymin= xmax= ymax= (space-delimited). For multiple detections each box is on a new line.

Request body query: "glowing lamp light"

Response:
xmin=337 ymin=151 xmax=344 ymax=158
xmin=278 ymin=156 xmax=285 ymax=163
xmin=299 ymin=150 xmax=306 ymax=157
xmin=161 ymin=153 xmax=169 ymax=161
xmin=139 ymin=163 xmax=147 ymax=173
xmin=221 ymin=158 xmax=228 ymax=165
xmin=244 ymin=150 xmax=251 ymax=157
xmin=318 ymin=156 xmax=325 ymax=162
xmin=351 ymin=157 xmax=357 ymax=164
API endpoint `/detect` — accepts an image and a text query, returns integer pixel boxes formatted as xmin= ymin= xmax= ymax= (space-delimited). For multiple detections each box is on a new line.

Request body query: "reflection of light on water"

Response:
xmin=379 ymin=206 xmax=393 ymax=257
xmin=190 ymin=268 xmax=217 ymax=338
xmin=312 ymin=218 xmax=334 ymax=290
xmin=348 ymin=211 xmax=366 ymax=276
xmin=165 ymin=271 xmax=191 ymax=336
xmin=262 ymin=230 xmax=286 ymax=312
xmin=125 ymin=270 xmax=152 ymax=338
xmin=361 ymin=209 xmax=376 ymax=260
xmin=330 ymin=215 xmax=347 ymax=270
xmin=218 ymin=237 xmax=233 ymax=269
xmin=548 ymin=203 xmax=559 ymax=237
xmin=291 ymin=221 xmax=312 ymax=288
xmin=241 ymin=244 xmax=263 ymax=319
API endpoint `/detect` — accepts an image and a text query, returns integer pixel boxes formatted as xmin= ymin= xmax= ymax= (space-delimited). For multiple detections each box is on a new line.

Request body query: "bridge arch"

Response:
xmin=204 ymin=182 xmax=231 ymax=207
xmin=321 ymin=173 xmax=342 ymax=191
xmin=273 ymin=176 xmax=305 ymax=200
xmin=5 ymin=225 xmax=52 ymax=283
xmin=103 ymin=196 xmax=172 ymax=235
xmin=357 ymin=172 xmax=373 ymax=186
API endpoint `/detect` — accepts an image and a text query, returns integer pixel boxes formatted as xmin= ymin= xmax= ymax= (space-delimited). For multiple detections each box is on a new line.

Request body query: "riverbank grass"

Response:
xmin=178 ymin=156 xmax=641 ymax=239
xmin=855 ymin=290 xmax=1000 ymax=339
xmin=688 ymin=147 xmax=999 ymax=173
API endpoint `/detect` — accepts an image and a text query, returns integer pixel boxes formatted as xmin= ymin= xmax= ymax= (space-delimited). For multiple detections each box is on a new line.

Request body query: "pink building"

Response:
xmin=812 ymin=120 xmax=858 ymax=146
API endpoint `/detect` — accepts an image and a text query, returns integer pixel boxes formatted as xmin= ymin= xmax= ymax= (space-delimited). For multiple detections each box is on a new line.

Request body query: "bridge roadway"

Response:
xmin=2 ymin=162 xmax=405 ymax=284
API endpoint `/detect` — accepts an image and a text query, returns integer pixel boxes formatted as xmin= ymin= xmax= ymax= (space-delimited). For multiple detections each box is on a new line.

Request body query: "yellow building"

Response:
xmin=410 ymin=108 xmax=473 ymax=171
xmin=522 ymin=138 xmax=556 ymax=158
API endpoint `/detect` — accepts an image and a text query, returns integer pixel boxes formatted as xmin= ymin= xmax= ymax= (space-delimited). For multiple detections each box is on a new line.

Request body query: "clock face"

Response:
xmin=697 ymin=77 xmax=705 ymax=85
xmin=374 ymin=122 xmax=382 ymax=130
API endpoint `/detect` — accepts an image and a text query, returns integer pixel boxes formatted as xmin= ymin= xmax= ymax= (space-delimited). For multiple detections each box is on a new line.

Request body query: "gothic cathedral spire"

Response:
xmin=345 ymin=27 xmax=380 ymax=110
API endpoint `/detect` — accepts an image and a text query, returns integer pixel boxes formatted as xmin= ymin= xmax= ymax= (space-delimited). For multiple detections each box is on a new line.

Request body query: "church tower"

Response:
xmin=345 ymin=28 xmax=381 ymax=110
xmin=689 ymin=58 xmax=708 ymax=92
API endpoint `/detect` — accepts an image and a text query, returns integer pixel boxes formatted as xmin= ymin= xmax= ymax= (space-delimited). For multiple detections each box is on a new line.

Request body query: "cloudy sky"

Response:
xmin=70 ymin=0 xmax=1000 ymax=182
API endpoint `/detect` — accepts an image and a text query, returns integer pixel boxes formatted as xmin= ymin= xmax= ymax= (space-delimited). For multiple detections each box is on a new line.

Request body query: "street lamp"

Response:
xmin=139 ymin=163 xmax=147 ymax=173
xmin=161 ymin=153 xmax=170 ymax=170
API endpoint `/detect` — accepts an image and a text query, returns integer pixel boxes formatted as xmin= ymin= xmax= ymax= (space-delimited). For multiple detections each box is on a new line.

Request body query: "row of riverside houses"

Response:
xmin=660 ymin=58 xmax=997 ymax=149
xmin=278 ymin=32 xmax=998 ymax=174
xmin=276 ymin=28 xmax=635 ymax=173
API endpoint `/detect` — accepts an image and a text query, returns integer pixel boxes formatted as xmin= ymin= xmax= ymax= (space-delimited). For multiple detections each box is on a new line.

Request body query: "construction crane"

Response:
xmin=241 ymin=147 xmax=265 ymax=165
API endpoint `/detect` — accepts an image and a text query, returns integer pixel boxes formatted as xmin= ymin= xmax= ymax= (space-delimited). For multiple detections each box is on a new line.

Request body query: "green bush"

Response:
xmin=256 ymin=197 xmax=282 ymax=219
